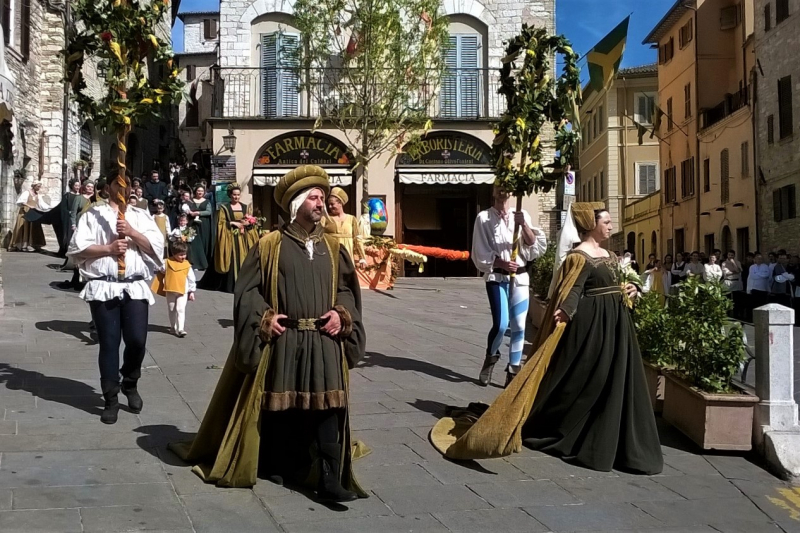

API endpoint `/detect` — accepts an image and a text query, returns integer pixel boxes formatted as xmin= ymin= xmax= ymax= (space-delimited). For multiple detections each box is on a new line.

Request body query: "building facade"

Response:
xmin=754 ymin=0 xmax=799 ymax=255
xmin=577 ymin=64 xmax=659 ymax=256
xmin=190 ymin=0 xmax=559 ymax=278
xmin=644 ymin=0 xmax=757 ymax=259
xmin=0 ymin=0 xmax=175 ymax=239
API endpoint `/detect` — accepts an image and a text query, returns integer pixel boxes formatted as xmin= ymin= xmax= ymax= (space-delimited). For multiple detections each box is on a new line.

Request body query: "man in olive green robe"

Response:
xmin=170 ymin=165 xmax=367 ymax=502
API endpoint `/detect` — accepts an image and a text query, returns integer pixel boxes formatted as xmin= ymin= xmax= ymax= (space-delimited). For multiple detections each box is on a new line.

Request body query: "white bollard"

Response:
xmin=754 ymin=304 xmax=798 ymax=431
xmin=753 ymin=303 xmax=800 ymax=482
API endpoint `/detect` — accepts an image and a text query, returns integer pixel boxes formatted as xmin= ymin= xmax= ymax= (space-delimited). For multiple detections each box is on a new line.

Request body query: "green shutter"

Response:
xmin=261 ymin=33 xmax=300 ymax=117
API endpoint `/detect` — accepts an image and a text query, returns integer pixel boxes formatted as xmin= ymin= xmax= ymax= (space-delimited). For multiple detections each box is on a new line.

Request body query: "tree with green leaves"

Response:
xmin=64 ymin=0 xmax=184 ymax=274
xmin=492 ymin=25 xmax=581 ymax=268
xmin=293 ymin=0 xmax=449 ymax=213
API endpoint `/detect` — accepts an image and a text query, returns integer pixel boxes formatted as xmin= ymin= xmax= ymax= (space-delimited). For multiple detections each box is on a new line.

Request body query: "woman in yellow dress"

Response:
xmin=197 ymin=184 xmax=259 ymax=293
xmin=323 ymin=187 xmax=367 ymax=268
xmin=9 ymin=181 xmax=46 ymax=252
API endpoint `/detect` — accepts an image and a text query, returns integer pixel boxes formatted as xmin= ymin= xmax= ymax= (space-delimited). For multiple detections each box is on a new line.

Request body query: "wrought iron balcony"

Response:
xmin=210 ymin=66 xmax=502 ymax=120
xmin=699 ymin=87 xmax=749 ymax=130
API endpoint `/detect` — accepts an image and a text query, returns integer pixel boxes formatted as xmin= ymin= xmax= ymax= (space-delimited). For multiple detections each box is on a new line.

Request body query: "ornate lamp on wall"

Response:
xmin=222 ymin=125 xmax=236 ymax=153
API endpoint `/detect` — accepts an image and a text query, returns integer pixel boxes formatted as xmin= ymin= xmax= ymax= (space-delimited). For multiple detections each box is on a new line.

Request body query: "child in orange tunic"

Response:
xmin=152 ymin=240 xmax=196 ymax=337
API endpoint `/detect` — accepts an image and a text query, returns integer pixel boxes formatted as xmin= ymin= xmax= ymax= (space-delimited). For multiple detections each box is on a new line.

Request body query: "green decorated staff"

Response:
xmin=63 ymin=0 xmax=184 ymax=277
xmin=492 ymin=25 xmax=582 ymax=275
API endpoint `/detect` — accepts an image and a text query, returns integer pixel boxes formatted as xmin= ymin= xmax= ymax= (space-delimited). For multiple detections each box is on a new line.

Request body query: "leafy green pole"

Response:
xmin=64 ymin=0 xmax=184 ymax=276
xmin=293 ymin=0 xmax=449 ymax=215
xmin=492 ymin=25 xmax=581 ymax=274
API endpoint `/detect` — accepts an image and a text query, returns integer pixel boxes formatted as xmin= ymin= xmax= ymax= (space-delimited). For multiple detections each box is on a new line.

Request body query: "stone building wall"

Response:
xmin=183 ymin=15 xmax=220 ymax=54
xmin=753 ymin=0 xmax=800 ymax=255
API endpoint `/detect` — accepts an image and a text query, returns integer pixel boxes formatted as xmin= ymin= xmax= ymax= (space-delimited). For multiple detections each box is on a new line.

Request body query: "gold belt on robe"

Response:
xmin=279 ymin=317 xmax=326 ymax=330
xmin=585 ymin=286 xmax=622 ymax=297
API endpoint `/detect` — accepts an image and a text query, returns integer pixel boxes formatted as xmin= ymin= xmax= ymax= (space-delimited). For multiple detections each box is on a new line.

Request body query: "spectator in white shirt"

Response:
xmin=703 ymin=253 xmax=723 ymax=283
xmin=721 ymin=250 xmax=744 ymax=292
xmin=686 ymin=252 xmax=705 ymax=277
xmin=747 ymin=252 xmax=772 ymax=318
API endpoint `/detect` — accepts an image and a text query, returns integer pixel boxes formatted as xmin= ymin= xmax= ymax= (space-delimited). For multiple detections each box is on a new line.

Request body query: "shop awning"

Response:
xmin=397 ymin=167 xmax=495 ymax=185
xmin=253 ymin=167 xmax=353 ymax=187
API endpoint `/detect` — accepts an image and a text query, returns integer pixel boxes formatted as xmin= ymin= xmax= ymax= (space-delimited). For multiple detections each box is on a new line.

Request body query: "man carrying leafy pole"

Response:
xmin=472 ymin=25 xmax=580 ymax=387
xmin=63 ymin=0 xmax=184 ymax=424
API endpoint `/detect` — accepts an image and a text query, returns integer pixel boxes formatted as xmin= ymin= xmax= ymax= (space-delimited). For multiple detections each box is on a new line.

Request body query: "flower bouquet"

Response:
xmin=170 ymin=226 xmax=197 ymax=243
xmin=614 ymin=260 xmax=643 ymax=309
xmin=233 ymin=215 xmax=258 ymax=236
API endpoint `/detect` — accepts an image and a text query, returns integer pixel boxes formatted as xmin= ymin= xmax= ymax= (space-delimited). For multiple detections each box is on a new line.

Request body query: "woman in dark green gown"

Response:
xmin=521 ymin=206 xmax=663 ymax=474
xmin=430 ymin=203 xmax=662 ymax=476
xmin=187 ymin=186 xmax=212 ymax=270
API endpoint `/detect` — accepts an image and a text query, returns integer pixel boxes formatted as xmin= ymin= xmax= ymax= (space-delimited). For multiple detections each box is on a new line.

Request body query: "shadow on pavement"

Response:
xmin=36 ymin=319 xmax=97 ymax=345
xmin=0 ymin=362 xmax=102 ymax=416
xmin=218 ymin=318 xmax=233 ymax=328
xmin=358 ymin=351 xmax=474 ymax=383
xmin=134 ymin=424 xmax=196 ymax=464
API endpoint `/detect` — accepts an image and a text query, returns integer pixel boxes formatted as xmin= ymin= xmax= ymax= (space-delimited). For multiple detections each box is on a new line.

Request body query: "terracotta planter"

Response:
xmin=527 ymin=295 xmax=548 ymax=331
xmin=642 ymin=360 xmax=665 ymax=414
xmin=662 ymin=372 xmax=759 ymax=451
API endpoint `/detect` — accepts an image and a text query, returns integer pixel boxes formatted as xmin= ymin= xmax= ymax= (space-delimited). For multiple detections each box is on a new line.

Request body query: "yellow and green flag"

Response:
xmin=587 ymin=16 xmax=630 ymax=93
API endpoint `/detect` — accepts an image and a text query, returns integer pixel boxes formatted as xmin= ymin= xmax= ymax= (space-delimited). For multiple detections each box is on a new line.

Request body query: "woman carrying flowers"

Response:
xmin=432 ymin=202 xmax=663 ymax=476
xmin=198 ymin=184 xmax=259 ymax=293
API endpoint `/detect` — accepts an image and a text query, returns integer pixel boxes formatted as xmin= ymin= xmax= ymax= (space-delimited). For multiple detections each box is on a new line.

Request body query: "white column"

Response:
xmin=754 ymin=303 xmax=798 ymax=431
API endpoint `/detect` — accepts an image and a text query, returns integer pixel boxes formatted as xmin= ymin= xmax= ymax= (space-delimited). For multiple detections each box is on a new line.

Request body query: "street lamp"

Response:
xmin=223 ymin=126 xmax=236 ymax=153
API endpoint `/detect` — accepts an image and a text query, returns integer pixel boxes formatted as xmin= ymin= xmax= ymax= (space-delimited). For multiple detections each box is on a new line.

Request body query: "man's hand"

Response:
xmin=319 ymin=310 xmax=342 ymax=337
xmin=116 ymin=219 xmax=131 ymax=238
xmin=358 ymin=258 xmax=367 ymax=270
xmin=513 ymin=211 xmax=527 ymax=228
xmin=554 ymin=308 xmax=569 ymax=325
xmin=109 ymin=239 xmax=128 ymax=256
xmin=270 ymin=313 xmax=288 ymax=338
xmin=188 ymin=292 xmax=196 ymax=302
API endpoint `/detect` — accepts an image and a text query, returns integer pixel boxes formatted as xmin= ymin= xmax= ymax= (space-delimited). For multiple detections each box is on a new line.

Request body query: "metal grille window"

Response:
xmin=80 ymin=125 xmax=92 ymax=162
xmin=261 ymin=33 xmax=300 ymax=118
xmin=637 ymin=163 xmax=658 ymax=195
xmin=778 ymin=75 xmax=793 ymax=139
xmin=440 ymin=34 xmax=480 ymax=119
xmin=720 ymin=148 xmax=730 ymax=204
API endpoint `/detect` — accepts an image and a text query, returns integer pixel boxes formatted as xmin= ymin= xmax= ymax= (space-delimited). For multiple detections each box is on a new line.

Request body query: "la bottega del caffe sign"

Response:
xmin=256 ymin=132 xmax=352 ymax=166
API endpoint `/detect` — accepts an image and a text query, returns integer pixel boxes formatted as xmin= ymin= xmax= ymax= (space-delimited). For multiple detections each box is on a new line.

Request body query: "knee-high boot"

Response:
xmin=316 ymin=411 xmax=357 ymax=503
xmin=100 ymin=380 xmax=120 ymax=424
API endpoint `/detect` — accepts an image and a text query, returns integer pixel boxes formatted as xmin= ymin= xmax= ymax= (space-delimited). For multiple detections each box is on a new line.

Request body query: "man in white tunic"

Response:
xmin=472 ymin=186 xmax=547 ymax=387
xmin=68 ymin=172 xmax=164 ymax=424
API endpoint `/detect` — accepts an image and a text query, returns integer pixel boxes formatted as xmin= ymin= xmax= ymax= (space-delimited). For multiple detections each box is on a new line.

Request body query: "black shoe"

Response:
xmin=317 ymin=443 xmax=357 ymax=503
xmin=504 ymin=364 xmax=521 ymax=388
xmin=121 ymin=381 xmax=143 ymax=413
xmin=100 ymin=382 xmax=120 ymax=424
xmin=478 ymin=353 xmax=500 ymax=386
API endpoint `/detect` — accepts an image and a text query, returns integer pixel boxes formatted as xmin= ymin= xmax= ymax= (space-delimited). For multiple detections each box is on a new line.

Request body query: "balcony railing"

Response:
xmin=699 ymin=87 xmax=749 ymax=130
xmin=210 ymin=67 xmax=502 ymax=120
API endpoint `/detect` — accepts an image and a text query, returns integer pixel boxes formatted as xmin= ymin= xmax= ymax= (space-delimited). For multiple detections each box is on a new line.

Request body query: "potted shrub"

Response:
xmin=527 ymin=243 xmax=556 ymax=330
xmin=661 ymin=276 xmax=755 ymax=450
xmin=633 ymin=290 xmax=673 ymax=413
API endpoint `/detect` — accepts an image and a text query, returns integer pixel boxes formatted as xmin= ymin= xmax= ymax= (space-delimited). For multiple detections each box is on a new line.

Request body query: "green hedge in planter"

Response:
xmin=529 ymin=243 xmax=557 ymax=299
xmin=666 ymin=276 xmax=747 ymax=393
xmin=633 ymin=290 xmax=674 ymax=367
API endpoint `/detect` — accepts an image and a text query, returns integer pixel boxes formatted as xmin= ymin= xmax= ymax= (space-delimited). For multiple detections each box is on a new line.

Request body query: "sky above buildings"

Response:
xmin=171 ymin=0 xmax=671 ymax=77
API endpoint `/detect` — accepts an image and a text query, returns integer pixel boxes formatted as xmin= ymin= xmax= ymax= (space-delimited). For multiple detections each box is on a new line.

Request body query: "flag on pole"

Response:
xmin=586 ymin=16 xmax=631 ymax=93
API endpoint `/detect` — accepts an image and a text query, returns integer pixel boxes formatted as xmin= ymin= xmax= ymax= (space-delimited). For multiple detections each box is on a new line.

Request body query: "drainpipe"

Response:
xmin=60 ymin=0 xmax=71 ymax=192
xmin=693 ymin=8 xmax=701 ymax=252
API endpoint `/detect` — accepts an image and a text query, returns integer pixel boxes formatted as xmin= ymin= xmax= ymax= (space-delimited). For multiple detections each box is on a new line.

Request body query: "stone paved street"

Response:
xmin=1 ymin=248 xmax=800 ymax=532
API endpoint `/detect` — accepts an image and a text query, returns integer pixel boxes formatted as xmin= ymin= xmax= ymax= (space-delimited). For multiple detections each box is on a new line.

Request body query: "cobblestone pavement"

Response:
xmin=0 ymin=248 xmax=799 ymax=532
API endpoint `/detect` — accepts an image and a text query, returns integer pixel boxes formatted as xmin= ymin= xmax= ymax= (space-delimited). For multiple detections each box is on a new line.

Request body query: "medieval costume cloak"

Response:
xmin=170 ymin=186 xmax=367 ymax=492
xmin=322 ymin=187 xmax=366 ymax=264
xmin=197 ymin=202 xmax=259 ymax=294
xmin=187 ymin=198 xmax=212 ymax=270
xmin=9 ymin=187 xmax=46 ymax=251
xmin=432 ymin=203 xmax=663 ymax=475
